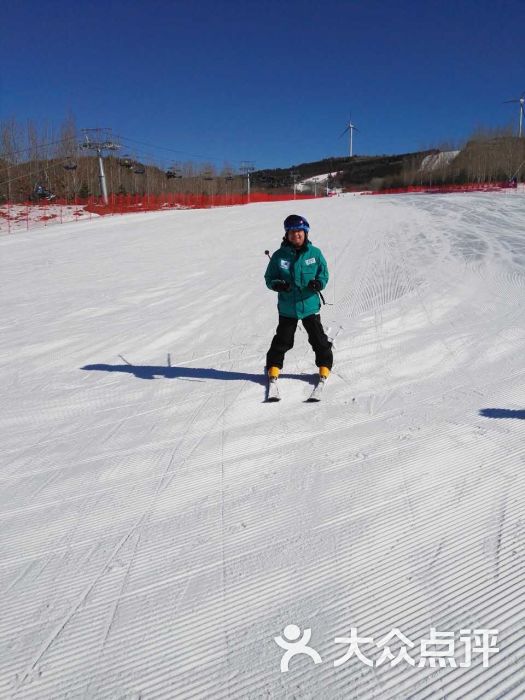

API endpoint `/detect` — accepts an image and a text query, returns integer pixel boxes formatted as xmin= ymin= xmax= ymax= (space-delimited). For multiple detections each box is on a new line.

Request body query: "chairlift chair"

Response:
xmin=118 ymin=156 xmax=134 ymax=169
xmin=31 ymin=184 xmax=56 ymax=201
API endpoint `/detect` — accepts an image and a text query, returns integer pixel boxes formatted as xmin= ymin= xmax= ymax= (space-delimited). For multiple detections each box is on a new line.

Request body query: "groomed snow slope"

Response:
xmin=1 ymin=193 xmax=524 ymax=699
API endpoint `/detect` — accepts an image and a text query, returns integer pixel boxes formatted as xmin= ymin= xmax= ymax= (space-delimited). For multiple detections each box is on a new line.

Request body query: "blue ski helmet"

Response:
xmin=284 ymin=214 xmax=310 ymax=233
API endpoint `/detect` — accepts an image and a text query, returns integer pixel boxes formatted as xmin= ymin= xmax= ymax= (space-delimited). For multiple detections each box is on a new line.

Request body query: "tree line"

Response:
xmin=0 ymin=116 xmax=247 ymax=203
xmin=385 ymin=127 xmax=525 ymax=190
xmin=2 ymin=117 xmax=524 ymax=202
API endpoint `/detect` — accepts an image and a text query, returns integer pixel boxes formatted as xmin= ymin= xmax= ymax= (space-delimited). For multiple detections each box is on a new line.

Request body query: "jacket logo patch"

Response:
xmin=280 ymin=259 xmax=290 ymax=270
xmin=305 ymin=257 xmax=316 ymax=265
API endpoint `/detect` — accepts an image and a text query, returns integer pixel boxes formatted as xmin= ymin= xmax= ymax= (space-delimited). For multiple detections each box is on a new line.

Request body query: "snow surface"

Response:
xmin=0 ymin=204 xmax=98 ymax=234
xmin=1 ymin=193 xmax=524 ymax=699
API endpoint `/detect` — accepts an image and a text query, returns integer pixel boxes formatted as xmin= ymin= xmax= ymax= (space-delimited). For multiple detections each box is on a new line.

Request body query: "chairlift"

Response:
xmin=118 ymin=156 xmax=134 ymax=169
xmin=31 ymin=184 xmax=56 ymax=201
xmin=63 ymin=160 xmax=78 ymax=171
xmin=166 ymin=169 xmax=182 ymax=179
xmin=133 ymin=164 xmax=146 ymax=175
xmin=203 ymin=171 xmax=214 ymax=181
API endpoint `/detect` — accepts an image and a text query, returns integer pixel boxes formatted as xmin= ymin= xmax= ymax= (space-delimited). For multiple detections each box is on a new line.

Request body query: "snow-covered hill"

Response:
xmin=296 ymin=171 xmax=341 ymax=193
xmin=420 ymin=150 xmax=460 ymax=171
xmin=1 ymin=192 xmax=524 ymax=699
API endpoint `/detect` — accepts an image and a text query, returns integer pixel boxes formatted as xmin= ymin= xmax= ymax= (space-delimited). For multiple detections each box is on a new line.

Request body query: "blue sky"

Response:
xmin=1 ymin=0 xmax=524 ymax=169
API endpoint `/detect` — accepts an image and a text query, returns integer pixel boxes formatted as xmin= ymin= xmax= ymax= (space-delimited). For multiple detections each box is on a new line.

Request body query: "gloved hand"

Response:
xmin=272 ymin=280 xmax=291 ymax=292
xmin=307 ymin=279 xmax=322 ymax=291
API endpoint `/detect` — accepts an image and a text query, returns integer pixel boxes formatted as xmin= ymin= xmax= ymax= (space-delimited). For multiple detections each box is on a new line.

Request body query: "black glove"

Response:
xmin=307 ymin=279 xmax=322 ymax=291
xmin=272 ymin=280 xmax=291 ymax=292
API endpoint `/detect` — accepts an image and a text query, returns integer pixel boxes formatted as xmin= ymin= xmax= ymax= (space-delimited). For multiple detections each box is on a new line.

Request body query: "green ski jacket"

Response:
xmin=264 ymin=239 xmax=329 ymax=319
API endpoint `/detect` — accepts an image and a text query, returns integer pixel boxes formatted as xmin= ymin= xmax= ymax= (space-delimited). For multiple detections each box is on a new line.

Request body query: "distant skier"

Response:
xmin=264 ymin=214 xmax=333 ymax=382
xmin=32 ymin=184 xmax=56 ymax=201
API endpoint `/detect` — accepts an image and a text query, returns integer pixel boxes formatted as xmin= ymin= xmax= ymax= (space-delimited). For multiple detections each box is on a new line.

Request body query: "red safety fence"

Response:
xmin=367 ymin=181 xmax=518 ymax=196
xmin=85 ymin=191 xmax=317 ymax=214
xmin=0 ymin=191 xmax=318 ymax=234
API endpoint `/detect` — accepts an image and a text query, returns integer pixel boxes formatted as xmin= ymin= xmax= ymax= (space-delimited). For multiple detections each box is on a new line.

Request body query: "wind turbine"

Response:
xmin=339 ymin=118 xmax=359 ymax=157
xmin=503 ymin=92 xmax=525 ymax=137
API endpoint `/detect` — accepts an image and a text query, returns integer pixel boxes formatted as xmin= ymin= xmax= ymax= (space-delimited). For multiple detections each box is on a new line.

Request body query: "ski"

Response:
xmin=306 ymin=377 xmax=326 ymax=402
xmin=265 ymin=375 xmax=327 ymax=402
xmin=267 ymin=378 xmax=281 ymax=402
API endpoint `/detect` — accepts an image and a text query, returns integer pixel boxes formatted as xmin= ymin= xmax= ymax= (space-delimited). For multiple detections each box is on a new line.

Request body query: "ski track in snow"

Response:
xmin=0 ymin=194 xmax=524 ymax=699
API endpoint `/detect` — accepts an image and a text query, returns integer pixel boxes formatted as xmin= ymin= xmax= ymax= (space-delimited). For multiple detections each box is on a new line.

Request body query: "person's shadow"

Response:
xmin=81 ymin=362 xmax=315 ymax=386
xmin=479 ymin=408 xmax=525 ymax=420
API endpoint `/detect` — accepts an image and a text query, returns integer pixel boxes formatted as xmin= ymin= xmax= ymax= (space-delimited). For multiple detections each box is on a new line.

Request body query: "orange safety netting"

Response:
xmin=85 ymin=192 xmax=317 ymax=214
xmin=367 ymin=181 xmax=517 ymax=196
xmin=0 ymin=192 xmax=319 ymax=233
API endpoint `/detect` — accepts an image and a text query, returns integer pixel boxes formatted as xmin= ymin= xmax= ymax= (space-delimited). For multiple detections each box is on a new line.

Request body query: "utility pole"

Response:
xmin=510 ymin=159 xmax=525 ymax=183
xmin=291 ymin=170 xmax=299 ymax=199
xmin=240 ymin=161 xmax=256 ymax=202
xmin=80 ymin=128 xmax=121 ymax=204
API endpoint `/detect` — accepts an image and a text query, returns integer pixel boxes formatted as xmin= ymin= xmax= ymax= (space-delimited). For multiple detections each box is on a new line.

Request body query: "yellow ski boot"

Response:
xmin=308 ymin=366 xmax=330 ymax=401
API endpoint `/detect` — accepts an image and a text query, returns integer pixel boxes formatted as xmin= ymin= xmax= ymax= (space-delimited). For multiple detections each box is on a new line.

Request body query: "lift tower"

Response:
xmin=80 ymin=128 xmax=121 ymax=204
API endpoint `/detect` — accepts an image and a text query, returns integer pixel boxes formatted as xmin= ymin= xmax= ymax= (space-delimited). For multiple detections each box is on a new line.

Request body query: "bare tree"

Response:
xmin=0 ymin=118 xmax=22 ymax=200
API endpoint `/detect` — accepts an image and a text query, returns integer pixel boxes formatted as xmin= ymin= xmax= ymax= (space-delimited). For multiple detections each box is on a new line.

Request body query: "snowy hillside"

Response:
xmin=1 ymin=192 xmax=524 ymax=699
xmin=420 ymin=150 xmax=460 ymax=171
xmin=296 ymin=172 xmax=341 ymax=192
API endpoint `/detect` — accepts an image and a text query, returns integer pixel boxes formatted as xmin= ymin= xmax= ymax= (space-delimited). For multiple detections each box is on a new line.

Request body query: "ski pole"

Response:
xmin=318 ymin=291 xmax=333 ymax=305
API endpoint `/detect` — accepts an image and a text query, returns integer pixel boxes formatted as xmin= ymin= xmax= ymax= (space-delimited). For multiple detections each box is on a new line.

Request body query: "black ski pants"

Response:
xmin=266 ymin=314 xmax=333 ymax=370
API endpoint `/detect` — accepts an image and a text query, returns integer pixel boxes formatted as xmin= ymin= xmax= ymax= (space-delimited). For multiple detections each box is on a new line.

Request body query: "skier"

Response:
xmin=264 ymin=214 xmax=333 ymax=392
